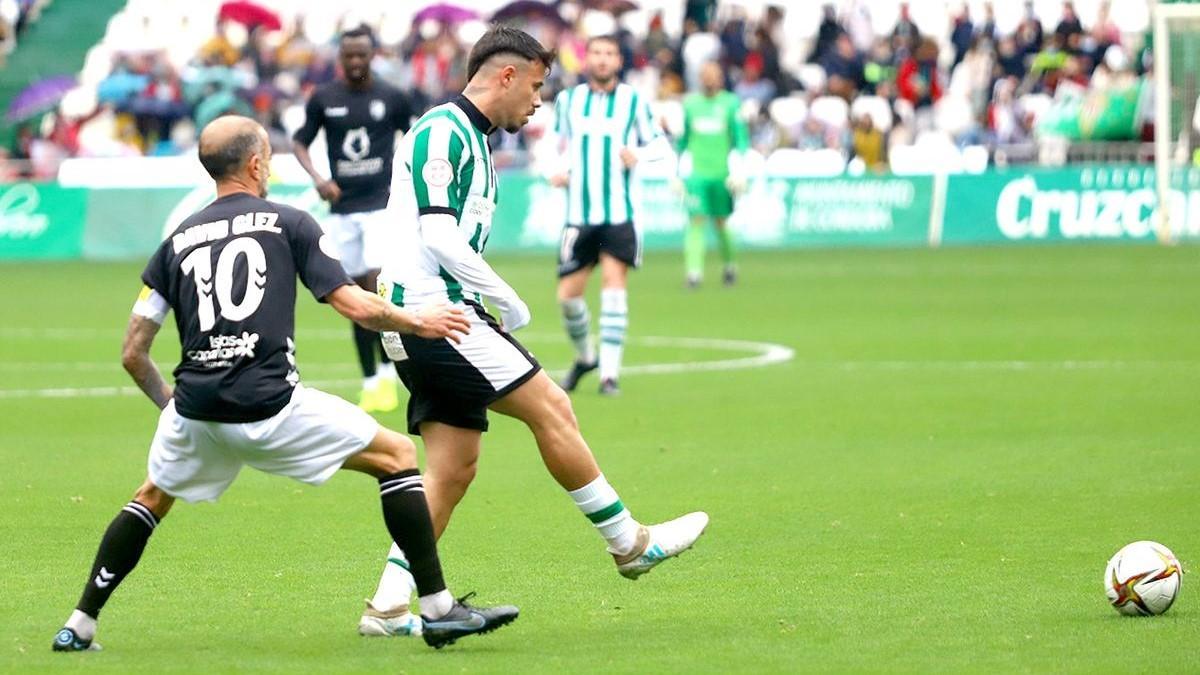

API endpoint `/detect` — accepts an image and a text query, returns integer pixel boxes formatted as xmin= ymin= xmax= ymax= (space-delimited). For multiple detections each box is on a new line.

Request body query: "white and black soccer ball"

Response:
xmin=1104 ymin=541 xmax=1182 ymax=616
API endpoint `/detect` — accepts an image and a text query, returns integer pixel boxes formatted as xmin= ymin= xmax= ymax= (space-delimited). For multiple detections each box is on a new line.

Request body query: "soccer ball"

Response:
xmin=1104 ymin=541 xmax=1182 ymax=616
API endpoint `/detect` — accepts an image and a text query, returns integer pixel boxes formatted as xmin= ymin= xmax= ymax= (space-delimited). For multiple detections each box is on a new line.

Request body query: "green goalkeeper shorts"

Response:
xmin=685 ymin=177 xmax=734 ymax=218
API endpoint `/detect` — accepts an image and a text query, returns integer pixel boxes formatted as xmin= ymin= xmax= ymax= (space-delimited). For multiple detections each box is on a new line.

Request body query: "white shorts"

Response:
xmin=147 ymin=385 xmax=379 ymax=503
xmin=323 ymin=209 xmax=391 ymax=278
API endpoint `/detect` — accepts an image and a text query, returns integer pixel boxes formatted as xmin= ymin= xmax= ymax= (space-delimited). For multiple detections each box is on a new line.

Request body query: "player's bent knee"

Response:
xmin=378 ymin=429 xmax=417 ymax=472
xmin=443 ymin=460 xmax=477 ymax=492
xmin=133 ymin=479 xmax=174 ymax=519
xmin=532 ymin=382 xmax=578 ymax=432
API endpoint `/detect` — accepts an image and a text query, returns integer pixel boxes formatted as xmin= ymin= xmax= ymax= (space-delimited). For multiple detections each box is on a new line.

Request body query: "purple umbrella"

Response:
xmin=492 ymin=0 xmax=566 ymax=26
xmin=6 ymin=75 xmax=77 ymax=123
xmin=413 ymin=3 xmax=479 ymax=24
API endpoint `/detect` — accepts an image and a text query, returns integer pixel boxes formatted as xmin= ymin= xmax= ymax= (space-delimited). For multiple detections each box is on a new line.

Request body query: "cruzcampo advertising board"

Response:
xmin=941 ymin=166 xmax=1200 ymax=243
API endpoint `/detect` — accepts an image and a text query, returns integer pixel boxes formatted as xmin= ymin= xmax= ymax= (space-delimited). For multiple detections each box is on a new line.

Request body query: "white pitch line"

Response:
xmin=0 ymin=335 xmax=795 ymax=400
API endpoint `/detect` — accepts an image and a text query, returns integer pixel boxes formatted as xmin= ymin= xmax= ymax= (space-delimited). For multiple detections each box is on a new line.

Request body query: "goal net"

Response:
xmin=1154 ymin=0 xmax=1200 ymax=241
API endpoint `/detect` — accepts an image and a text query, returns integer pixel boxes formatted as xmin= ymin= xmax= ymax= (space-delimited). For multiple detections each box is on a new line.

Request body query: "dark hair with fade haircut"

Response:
xmin=466 ymin=25 xmax=555 ymax=81
xmin=340 ymin=24 xmax=376 ymax=47
xmin=198 ymin=124 xmax=262 ymax=180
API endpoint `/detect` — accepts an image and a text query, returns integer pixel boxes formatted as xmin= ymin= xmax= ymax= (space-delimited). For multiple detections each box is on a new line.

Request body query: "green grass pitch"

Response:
xmin=1 ymin=245 xmax=1198 ymax=672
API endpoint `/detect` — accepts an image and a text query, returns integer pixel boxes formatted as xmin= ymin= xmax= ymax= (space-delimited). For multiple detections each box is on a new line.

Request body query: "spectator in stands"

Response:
xmin=897 ymin=38 xmax=942 ymax=113
xmin=643 ymin=11 xmax=671 ymax=64
xmin=951 ymin=36 xmax=994 ymax=119
xmin=128 ymin=57 xmax=189 ymax=151
xmin=995 ymin=35 xmax=1025 ymax=80
xmin=850 ymin=113 xmax=885 ymax=171
xmin=718 ymin=6 xmax=748 ymax=71
xmin=795 ymin=115 xmax=832 ymax=151
xmin=1016 ymin=1 xmax=1044 ymax=60
xmin=1031 ymin=35 xmax=1068 ymax=94
xmin=733 ymin=53 xmax=775 ymax=109
xmin=977 ymin=2 xmax=997 ymax=44
xmin=752 ymin=23 xmax=788 ymax=96
xmin=807 ymin=4 xmax=842 ymax=65
xmin=949 ymin=4 xmax=974 ymax=68
xmin=890 ymin=2 xmax=920 ymax=54
xmin=988 ymin=76 xmax=1028 ymax=144
xmin=1055 ymin=2 xmax=1084 ymax=44
xmin=199 ymin=19 xmax=239 ymax=67
xmin=863 ymin=39 xmax=896 ymax=96
xmin=821 ymin=34 xmax=864 ymax=101
xmin=651 ymin=46 xmax=685 ymax=99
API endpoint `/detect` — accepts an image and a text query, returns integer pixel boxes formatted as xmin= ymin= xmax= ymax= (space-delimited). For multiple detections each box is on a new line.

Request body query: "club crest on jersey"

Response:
xmin=370 ymin=99 xmax=385 ymax=121
xmin=423 ymin=159 xmax=453 ymax=188
xmin=343 ymin=127 xmax=371 ymax=161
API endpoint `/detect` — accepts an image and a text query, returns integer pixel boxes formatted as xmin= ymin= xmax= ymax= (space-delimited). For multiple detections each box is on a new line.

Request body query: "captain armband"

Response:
xmin=132 ymin=285 xmax=170 ymax=325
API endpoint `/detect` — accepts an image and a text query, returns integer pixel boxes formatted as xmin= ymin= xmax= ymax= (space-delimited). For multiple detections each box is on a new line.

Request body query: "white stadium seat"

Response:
xmin=797 ymin=63 xmax=826 ymax=94
xmin=849 ymin=95 xmax=893 ymax=132
xmin=809 ymin=95 xmax=849 ymax=130
xmin=767 ymin=96 xmax=807 ymax=129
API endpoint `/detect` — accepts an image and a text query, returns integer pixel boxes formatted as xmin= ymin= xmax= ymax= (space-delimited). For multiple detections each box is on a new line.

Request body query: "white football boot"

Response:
xmin=358 ymin=600 xmax=423 ymax=637
xmin=613 ymin=512 xmax=709 ymax=580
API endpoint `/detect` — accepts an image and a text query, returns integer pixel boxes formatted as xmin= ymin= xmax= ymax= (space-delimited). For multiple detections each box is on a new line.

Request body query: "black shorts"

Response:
xmin=393 ymin=301 xmax=540 ymax=435
xmin=557 ymin=222 xmax=642 ymax=277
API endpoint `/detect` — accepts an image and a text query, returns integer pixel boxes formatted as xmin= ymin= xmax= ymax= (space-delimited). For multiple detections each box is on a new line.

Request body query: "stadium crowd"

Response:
xmin=9 ymin=0 xmax=1155 ymax=177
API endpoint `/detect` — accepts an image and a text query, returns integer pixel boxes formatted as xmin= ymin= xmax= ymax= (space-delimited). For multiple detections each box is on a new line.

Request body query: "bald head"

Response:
xmin=199 ymin=116 xmax=267 ymax=181
xmin=198 ymin=115 xmax=271 ymax=197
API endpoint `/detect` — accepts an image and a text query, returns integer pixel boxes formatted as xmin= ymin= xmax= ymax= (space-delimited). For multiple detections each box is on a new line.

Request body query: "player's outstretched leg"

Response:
xmin=490 ymin=371 xmax=708 ymax=579
xmin=53 ymin=480 xmax=173 ymax=652
xmin=343 ymin=429 xmax=518 ymax=647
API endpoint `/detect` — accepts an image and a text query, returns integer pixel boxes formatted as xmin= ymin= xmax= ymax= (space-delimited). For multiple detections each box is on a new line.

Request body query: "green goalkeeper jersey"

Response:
xmin=679 ymin=91 xmax=749 ymax=179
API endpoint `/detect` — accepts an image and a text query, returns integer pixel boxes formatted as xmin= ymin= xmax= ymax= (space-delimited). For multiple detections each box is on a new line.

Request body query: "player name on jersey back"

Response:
xmin=171 ymin=212 xmax=283 ymax=254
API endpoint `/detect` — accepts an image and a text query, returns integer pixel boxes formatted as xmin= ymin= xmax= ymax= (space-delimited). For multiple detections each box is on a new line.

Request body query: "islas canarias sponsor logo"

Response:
xmin=994 ymin=168 xmax=1200 ymax=240
xmin=187 ymin=332 xmax=259 ymax=366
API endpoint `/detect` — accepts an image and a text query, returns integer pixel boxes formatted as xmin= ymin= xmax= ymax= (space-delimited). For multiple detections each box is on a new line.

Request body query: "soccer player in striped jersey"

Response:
xmin=359 ymin=26 xmax=708 ymax=637
xmin=548 ymin=35 xmax=673 ymax=396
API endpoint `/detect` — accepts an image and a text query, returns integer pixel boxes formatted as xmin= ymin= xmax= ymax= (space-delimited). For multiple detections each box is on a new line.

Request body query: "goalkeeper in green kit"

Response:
xmin=678 ymin=61 xmax=750 ymax=288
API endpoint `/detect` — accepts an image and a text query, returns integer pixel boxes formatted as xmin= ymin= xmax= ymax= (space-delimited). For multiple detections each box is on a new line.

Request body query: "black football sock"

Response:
xmin=76 ymin=501 xmax=160 ymax=619
xmin=378 ymin=470 xmax=446 ymax=597
xmin=352 ymin=323 xmax=378 ymax=379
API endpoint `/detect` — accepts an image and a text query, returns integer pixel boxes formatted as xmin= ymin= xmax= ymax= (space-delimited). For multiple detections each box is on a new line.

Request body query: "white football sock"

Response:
xmin=369 ymin=543 xmax=417 ymax=613
xmin=420 ymin=590 xmax=454 ymax=620
xmin=377 ymin=362 xmax=396 ymax=381
xmin=65 ymin=609 xmax=96 ymax=641
xmin=560 ymin=296 xmax=595 ymax=364
xmin=363 ymin=372 xmax=381 ymax=391
xmin=598 ymin=289 xmax=627 ymax=382
xmin=568 ymin=474 xmax=640 ymax=555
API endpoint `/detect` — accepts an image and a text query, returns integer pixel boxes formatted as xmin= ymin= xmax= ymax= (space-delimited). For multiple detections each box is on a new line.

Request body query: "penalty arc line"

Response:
xmin=0 ymin=334 xmax=796 ymax=400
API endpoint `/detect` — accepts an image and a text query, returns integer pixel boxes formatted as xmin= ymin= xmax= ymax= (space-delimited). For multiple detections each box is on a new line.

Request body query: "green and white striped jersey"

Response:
xmin=381 ymin=95 xmax=498 ymax=307
xmin=554 ymin=82 xmax=660 ymax=226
